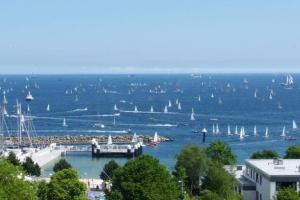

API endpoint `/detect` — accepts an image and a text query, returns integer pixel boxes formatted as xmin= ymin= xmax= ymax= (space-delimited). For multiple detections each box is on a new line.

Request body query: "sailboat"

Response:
xmin=269 ymin=92 xmax=273 ymax=100
xmin=134 ymin=106 xmax=138 ymax=112
xmin=227 ymin=125 xmax=231 ymax=136
xmin=264 ymin=127 xmax=269 ymax=138
xmin=235 ymin=126 xmax=238 ymax=135
xmin=281 ymin=126 xmax=286 ymax=137
xmin=3 ymin=93 xmax=7 ymax=104
xmin=280 ymin=74 xmax=294 ymax=89
xmin=211 ymin=93 xmax=214 ymax=98
xmin=177 ymin=103 xmax=182 ymax=110
xmin=46 ymin=104 xmax=50 ymax=112
xmin=239 ymin=127 xmax=244 ymax=140
xmin=62 ymin=118 xmax=68 ymax=127
xmin=25 ymin=91 xmax=34 ymax=101
xmin=198 ymin=95 xmax=201 ymax=102
xmin=107 ymin=135 xmax=113 ymax=145
xmin=168 ymin=100 xmax=172 ymax=108
xmin=253 ymin=126 xmax=257 ymax=136
xmin=114 ymin=104 xmax=118 ymax=111
xmin=216 ymin=123 xmax=220 ymax=134
xmin=292 ymin=120 xmax=298 ymax=130
xmin=150 ymin=106 xmax=154 ymax=113
xmin=254 ymin=90 xmax=257 ymax=98
xmin=190 ymin=110 xmax=195 ymax=121
xmin=212 ymin=124 xmax=216 ymax=134
xmin=175 ymin=99 xmax=179 ymax=105
xmin=164 ymin=106 xmax=168 ymax=113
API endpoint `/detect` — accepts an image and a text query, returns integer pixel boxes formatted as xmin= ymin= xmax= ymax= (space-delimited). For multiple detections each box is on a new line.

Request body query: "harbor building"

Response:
xmin=226 ymin=158 xmax=300 ymax=200
xmin=91 ymin=135 xmax=143 ymax=157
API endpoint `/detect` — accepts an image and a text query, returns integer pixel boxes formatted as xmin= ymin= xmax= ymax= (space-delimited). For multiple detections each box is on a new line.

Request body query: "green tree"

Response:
xmin=38 ymin=168 xmax=88 ymax=200
xmin=201 ymin=163 xmax=241 ymax=200
xmin=0 ymin=159 xmax=37 ymax=200
xmin=275 ymin=187 xmax=300 ymax=200
xmin=53 ymin=158 xmax=72 ymax=172
xmin=6 ymin=151 xmax=20 ymax=166
xmin=285 ymin=146 xmax=300 ymax=159
xmin=200 ymin=191 xmax=222 ymax=200
xmin=107 ymin=155 xmax=180 ymax=200
xmin=22 ymin=157 xmax=41 ymax=176
xmin=206 ymin=141 xmax=236 ymax=165
xmin=175 ymin=145 xmax=209 ymax=195
xmin=250 ymin=150 xmax=279 ymax=159
xmin=100 ymin=160 xmax=119 ymax=181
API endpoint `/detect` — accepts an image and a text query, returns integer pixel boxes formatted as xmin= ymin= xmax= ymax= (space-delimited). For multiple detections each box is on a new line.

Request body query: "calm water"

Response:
xmin=1 ymin=74 xmax=300 ymax=178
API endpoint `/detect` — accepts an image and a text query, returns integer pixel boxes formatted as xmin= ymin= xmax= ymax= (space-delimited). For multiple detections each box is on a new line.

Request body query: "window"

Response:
xmin=260 ymin=193 xmax=262 ymax=200
xmin=246 ymin=167 xmax=250 ymax=176
xmin=260 ymin=175 xmax=262 ymax=185
xmin=256 ymin=173 xmax=259 ymax=183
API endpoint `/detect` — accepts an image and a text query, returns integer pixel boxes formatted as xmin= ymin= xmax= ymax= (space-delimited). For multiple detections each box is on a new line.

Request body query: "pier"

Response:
xmin=4 ymin=134 xmax=171 ymax=146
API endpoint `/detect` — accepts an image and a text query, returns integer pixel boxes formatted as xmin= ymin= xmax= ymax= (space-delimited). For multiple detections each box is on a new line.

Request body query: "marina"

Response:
xmin=1 ymin=74 xmax=300 ymax=178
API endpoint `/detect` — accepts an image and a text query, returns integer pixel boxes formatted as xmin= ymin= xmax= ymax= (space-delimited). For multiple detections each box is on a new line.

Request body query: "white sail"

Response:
xmin=227 ymin=125 xmax=231 ymax=135
xmin=216 ymin=123 xmax=220 ymax=134
xmin=150 ymin=106 xmax=154 ymax=113
xmin=107 ymin=135 xmax=113 ymax=145
xmin=134 ymin=106 xmax=138 ymax=112
xmin=114 ymin=104 xmax=118 ymax=111
xmin=293 ymin=120 xmax=298 ymax=130
xmin=198 ymin=95 xmax=201 ymax=102
xmin=153 ymin=132 xmax=158 ymax=143
xmin=269 ymin=92 xmax=273 ymax=100
xmin=46 ymin=104 xmax=50 ymax=111
xmin=164 ymin=106 xmax=168 ymax=113
xmin=168 ymin=100 xmax=172 ymax=107
xmin=265 ymin=127 xmax=269 ymax=138
xmin=131 ymin=133 xmax=137 ymax=143
xmin=178 ymin=103 xmax=182 ymax=110
xmin=3 ymin=93 xmax=7 ymax=104
xmin=211 ymin=93 xmax=214 ymax=98
xmin=212 ymin=124 xmax=216 ymax=134
xmin=3 ymin=106 xmax=8 ymax=116
xmin=281 ymin=126 xmax=286 ymax=137
xmin=254 ymin=90 xmax=257 ymax=98
xmin=63 ymin=118 xmax=67 ymax=127
xmin=235 ymin=126 xmax=238 ymax=135
xmin=175 ymin=99 xmax=179 ymax=105
xmin=190 ymin=112 xmax=195 ymax=121
xmin=287 ymin=74 xmax=294 ymax=85
xmin=113 ymin=117 xmax=116 ymax=125
xmin=253 ymin=126 xmax=257 ymax=136
xmin=239 ymin=127 xmax=244 ymax=140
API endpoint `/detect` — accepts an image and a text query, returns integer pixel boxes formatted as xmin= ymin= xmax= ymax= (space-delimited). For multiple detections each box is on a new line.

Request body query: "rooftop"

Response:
xmin=246 ymin=159 xmax=300 ymax=177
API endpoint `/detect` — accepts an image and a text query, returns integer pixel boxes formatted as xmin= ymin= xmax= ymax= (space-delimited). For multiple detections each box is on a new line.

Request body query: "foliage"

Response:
xmin=37 ymin=168 xmax=88 ymax=200
xmin=201 ymin=163 xmax=241 ymax=200
xmin=175 ymin=145 xmax=209 ymax=195
xmin=53 ymin=158 xmax=72 ymax=172
xmin=0 ymin=159 xmax=37 ymax=200
xmin=100 ymin=160 xmax=120 ymax=181
xmin=6 ymin=151 xmax=21 ymax=166
xmin=107 ymin=155 xmax=180 ymax=200
xmin=275 ymin=187 xmax=300 ymax=200
xmin=199 ymin=191 xmax=222 ymax=200
xmin=22 ymin=157 xmax=41 ymax=177
xmin=206 ymin=141 xmax=236 ymax=165
xmin=284 ymin=146 xmax=300 ymax=159
xmin=250 ymin=150 xmax=279 ymax=159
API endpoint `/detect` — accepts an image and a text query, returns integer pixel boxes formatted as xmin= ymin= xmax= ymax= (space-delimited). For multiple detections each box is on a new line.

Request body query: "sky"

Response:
xmin=0 ymin=0 xmax=299 ymax=74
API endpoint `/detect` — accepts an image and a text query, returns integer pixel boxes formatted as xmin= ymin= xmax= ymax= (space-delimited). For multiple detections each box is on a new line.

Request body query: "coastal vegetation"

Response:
xmin=106 ymin=155 xmax=180 ymax=200
xmin=250 ymin=150 xmax=279 ymax=159
xmin=53 ymin=158 xmax=72 ymax=172
xmin=100 ymin=160 xmax=120 ymax=181
xmin=275 ymin=187 xmax=300 ymax=200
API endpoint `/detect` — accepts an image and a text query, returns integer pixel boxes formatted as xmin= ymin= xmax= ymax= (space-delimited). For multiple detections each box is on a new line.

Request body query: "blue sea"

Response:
xmin=1 ymin=74 xmax=300 ymax=178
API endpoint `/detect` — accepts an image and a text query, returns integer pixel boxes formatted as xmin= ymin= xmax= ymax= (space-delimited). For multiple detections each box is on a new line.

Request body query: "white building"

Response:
xmin=226 ymin=158 xmax=300 ymax=200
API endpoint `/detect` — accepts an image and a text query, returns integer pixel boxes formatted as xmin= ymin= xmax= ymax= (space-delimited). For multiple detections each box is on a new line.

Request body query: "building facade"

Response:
xmin=227 ymin=158 xmax=300 ymax=200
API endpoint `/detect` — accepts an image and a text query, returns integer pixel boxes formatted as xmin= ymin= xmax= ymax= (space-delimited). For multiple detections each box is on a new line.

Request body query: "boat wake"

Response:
xmin=66 ymin=107 xmax=88 ymax=113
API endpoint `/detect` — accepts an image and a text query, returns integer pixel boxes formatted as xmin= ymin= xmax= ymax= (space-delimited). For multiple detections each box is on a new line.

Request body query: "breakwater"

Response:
xmin=5 ymin=134 xmax=171 ymax=145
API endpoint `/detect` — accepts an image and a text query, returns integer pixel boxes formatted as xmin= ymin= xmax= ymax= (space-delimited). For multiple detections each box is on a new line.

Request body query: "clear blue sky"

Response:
xmin=0 ymin=0 xmax=299 ymax=74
